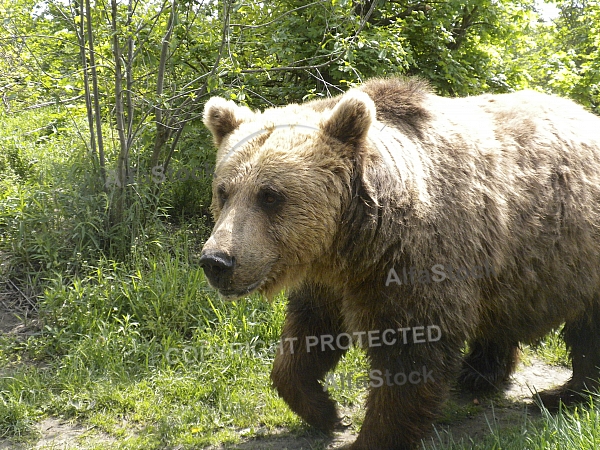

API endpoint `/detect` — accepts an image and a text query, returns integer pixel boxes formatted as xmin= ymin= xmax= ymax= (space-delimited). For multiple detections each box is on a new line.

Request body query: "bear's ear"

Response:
xmin=321 ymin=90 xmax=375 ymax=146
xmin=203 ymin=97 xmax=254 ymax=146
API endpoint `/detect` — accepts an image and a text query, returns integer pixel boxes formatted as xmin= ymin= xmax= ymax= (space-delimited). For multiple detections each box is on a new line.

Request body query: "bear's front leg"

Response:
xmin=270 ymin=282 xmax=347 ymax=432
xmin=351 ymin=345 xmax=460 ymax=450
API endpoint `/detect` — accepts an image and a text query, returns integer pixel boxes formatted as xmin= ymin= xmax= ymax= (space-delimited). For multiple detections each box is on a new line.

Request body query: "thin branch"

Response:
xmin=447 ymin=5 xmax=480 ymax=50
xmin=85 ymin=0 xmax=106 ymax=183
xmin=160 ymin=0 xmax=235 ymax=173
xmin=73 ymin=0 xmax=99 ymax=172
xmin=132 ymin=0 xmax=171 ymax=60
xmin=307 ymin=68 xmax=344 ymax=97
xmin=230 ymin=2 xmax=323 ymax=29
xmin=19 ymin=95 xmax=85 ymax=111
xmin=150 ymin=0 xmax=178 ymax=167
xmin=112 ymin=0 xmax=129 ymax=189
xmin=126 ymin=0 xmax=135 ymax=151
xmin=240 ymin=0 xmax=378 ymax=74
xmin=7 ymin=279 xmax=37 ymax=311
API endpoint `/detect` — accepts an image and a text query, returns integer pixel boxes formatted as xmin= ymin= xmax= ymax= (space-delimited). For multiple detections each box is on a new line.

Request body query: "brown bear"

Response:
xmin=199 ymin=78 xmax=600 ymax=450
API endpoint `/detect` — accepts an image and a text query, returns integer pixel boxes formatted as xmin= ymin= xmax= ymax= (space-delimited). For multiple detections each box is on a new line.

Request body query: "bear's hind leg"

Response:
xmin=270 ymin=283 xmax=346 ymax=432
xmin=538 ymin=303 xmax=600 ymax=410
xmin=458 ymin=338 xmax=520 ymax=393
xmin=351 ymin=344 xmax=461 ymax=450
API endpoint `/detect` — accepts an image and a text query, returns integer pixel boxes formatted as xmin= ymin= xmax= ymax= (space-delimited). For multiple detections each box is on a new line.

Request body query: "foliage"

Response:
xmin=359 ymin=0 xmax=540 ymax=95
xmin=511 ymin=0 xmax=600 ymax=113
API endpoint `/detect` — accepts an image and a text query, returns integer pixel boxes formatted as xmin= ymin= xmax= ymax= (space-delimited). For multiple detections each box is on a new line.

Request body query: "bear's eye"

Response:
xmin=258 ymin=188 xmax=284 ymax=210
xmin=217 ymin=185 xmax=228 ymax=205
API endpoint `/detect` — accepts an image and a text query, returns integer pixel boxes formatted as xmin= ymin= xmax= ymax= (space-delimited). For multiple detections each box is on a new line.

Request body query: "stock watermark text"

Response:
xmin=322 ymin=366 xmax=434 ymax=391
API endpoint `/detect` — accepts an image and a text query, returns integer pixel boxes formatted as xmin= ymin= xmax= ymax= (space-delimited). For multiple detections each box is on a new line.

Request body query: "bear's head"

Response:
xmin=199 ymin=91 xmax=376 ymax=299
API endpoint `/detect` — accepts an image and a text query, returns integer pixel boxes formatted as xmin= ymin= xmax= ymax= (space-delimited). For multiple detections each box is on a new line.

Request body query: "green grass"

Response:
xmin=1 ymin=257 xmax=293 ymax=447
xmin=527 ymin=326 xmax=570 ymax=367
xmin=1 ymin=106 xmax=600 ymax=449
xmin=426 ymin=399 xmax=600 ymax=450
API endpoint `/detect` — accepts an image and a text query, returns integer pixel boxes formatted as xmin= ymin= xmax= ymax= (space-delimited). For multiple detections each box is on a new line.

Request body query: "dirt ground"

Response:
xmin=0 ymin=290 xmax=572 ymax=450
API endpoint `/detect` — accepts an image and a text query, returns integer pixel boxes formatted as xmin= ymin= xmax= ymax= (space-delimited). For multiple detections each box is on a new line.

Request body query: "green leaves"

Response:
xmin=507 ymin=0 xmax=600 ymax=113
xmin=3 ymin=0 xmax=596 ymax=116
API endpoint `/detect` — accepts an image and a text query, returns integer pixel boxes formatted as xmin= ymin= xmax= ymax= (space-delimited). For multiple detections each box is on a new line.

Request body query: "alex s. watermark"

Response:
xmin=105 ymin=163 xmax=215 ymax=188
xmin=322 ymin=366 xmax=434 ymax=391
xmin=386 ymin=260 xmax=497 ymax=287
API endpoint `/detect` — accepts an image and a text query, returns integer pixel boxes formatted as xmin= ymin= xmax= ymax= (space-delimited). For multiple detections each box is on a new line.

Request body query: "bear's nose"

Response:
xmin=199 ymin=251 xmax=235 ymax=287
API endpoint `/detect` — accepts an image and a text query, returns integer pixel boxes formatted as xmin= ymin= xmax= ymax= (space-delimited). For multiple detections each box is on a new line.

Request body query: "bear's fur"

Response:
xmin=200 ymin=78 xmax=600 ymax=450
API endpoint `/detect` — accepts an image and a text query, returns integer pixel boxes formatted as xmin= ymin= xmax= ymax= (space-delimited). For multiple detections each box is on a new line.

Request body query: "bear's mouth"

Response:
xmin=209 ymin=260 xmax=280 ymax=300
xmin=216 ymin=277 xmax=267 ymax=300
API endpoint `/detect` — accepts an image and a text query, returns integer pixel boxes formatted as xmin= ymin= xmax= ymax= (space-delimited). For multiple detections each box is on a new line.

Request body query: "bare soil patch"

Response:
xmin=428 ymin=357 xmax=571 ymax=447
xmin=0 ymin=418 xmax=115 ymax=450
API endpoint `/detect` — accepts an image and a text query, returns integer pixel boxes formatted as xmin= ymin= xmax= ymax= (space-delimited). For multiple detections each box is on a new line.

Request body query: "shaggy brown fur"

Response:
xmin=200 ymin=78 xmax=600 ymax=449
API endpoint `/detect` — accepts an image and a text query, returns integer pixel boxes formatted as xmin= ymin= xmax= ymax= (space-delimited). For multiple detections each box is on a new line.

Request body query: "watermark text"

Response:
xmin=277 ymin=325 xmax=442 ymax=355
xmin=322 ymin=366 xmax=434 ymax=391
xmin=386 ymin=260 xmax=497 ymax=286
